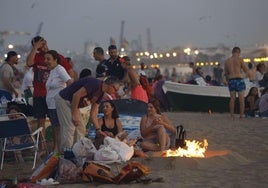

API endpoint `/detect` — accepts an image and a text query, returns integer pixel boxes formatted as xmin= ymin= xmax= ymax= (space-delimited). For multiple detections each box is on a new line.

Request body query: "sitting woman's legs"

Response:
xmin=141 ymin=125 xmax=170 ymax=152
xmin=141 ymin=139 xmax=159 ymax=151
xmin=156 ymin=125 xmax=169 ymax=151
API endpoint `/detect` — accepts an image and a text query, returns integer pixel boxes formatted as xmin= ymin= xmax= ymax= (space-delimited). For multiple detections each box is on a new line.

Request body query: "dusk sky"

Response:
xmin=1 ymin=0 xmax=268 ymax=53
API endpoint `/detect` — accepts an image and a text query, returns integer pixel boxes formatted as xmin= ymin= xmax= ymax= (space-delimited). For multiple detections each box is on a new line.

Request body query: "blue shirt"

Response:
xmin=59 ymin=77 xmax=104 ymax=107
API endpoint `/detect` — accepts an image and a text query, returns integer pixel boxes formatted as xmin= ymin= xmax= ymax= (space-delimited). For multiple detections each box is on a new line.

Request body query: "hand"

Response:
xmin=33 ymin=38 xmax=44 ymax=49
xmin=72 ymin=111 xmax=81 ymax=127
xmin=14 ymin=90 xmax=18 ymax=98
xmin=153 ymin=115 xmax=162 ymax=125
xmin=105 ymin=131 xmax=114 ymax=137
xmin=96 ymin=130 xmax=107 ymax=137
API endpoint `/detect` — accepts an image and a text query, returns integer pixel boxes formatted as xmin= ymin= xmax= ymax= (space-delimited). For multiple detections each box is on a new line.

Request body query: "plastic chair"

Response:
xmin=0 ymin=113 xmax=43 ymax=169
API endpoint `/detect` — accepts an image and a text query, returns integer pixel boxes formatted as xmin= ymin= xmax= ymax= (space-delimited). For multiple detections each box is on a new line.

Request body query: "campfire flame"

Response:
xmin=166 ymin=139 xmax=208 ymax=158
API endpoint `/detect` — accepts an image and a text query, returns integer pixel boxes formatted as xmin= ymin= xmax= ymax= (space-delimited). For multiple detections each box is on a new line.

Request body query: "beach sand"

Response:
xmin=1 ymin=112 xmax=268 ymax=187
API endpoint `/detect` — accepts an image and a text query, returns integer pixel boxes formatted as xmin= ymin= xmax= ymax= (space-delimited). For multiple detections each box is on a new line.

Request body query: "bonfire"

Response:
xmin=166 ymin=139 xmax=208 ymax=158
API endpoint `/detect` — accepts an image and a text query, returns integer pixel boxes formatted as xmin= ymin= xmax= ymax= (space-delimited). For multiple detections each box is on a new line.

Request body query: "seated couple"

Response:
xmin=95 ymin=99 xmax=176 ymax=157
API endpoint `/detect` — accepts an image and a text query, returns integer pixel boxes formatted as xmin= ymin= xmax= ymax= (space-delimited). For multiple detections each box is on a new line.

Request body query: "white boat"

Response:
xmin=162 ymin=81 xmax=252 ymax=113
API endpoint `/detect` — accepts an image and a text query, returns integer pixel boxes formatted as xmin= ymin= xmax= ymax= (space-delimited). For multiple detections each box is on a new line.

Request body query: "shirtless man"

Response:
xmin=247 ymin=63 xmax=257 ymax=86
xmin=224 ymin=47 xmax=248 ymax=118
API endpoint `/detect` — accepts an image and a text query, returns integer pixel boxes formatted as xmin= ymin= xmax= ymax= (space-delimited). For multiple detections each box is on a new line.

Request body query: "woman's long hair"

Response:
xmin=148 ymin=98 xmax=161 ymax=114
xmin=104 ymin=100 xmax=119 ymax=119
xmin=245 ymin=87 xmax=259 ymax=101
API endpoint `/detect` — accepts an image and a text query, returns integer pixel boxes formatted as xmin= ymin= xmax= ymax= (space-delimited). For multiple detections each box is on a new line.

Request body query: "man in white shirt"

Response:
xmin=0 ymin=51 xmax=19 ymax=97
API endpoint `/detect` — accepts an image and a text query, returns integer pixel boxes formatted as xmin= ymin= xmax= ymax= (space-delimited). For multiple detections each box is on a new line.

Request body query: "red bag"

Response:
xmin=82 ymin=162 xmax=115 ymax=183
xmin=114 ymin=161 xmax=150 ymax=184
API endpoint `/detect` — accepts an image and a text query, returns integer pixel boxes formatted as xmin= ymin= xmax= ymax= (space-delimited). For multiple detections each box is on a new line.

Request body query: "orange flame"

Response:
xmin=166 ymin=139 xmax=208 ymax=158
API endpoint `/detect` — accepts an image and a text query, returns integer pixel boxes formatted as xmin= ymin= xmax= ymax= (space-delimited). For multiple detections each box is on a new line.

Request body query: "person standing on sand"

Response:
xmin=55 ymin=76 xmax=121 ymax=152
xmin=26 ymin=36 xmax=75 ymax=141
xmin=121 ymin=56 xmax=148 ymax=103
xmin=45 ymin=50 xmax=73 ymax=152
xmin=224 ymin=47 xmax=249 ymax=118
xmin=247 ymin=63 xmax=257 ymax=86
xmin=104 ymin=45 xmax=124 ymax=80
xmin=0 ymin=51 xmax=19 ymax=98
xmin=93 ymin=47 xmax=108 ymax=79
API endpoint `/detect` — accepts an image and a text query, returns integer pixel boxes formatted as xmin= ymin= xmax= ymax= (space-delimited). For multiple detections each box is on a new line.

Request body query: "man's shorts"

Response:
xmin=33 ymin=96 xmax=48 ymax=119
xmin=228 ymin=78 xmax=246 ymax=92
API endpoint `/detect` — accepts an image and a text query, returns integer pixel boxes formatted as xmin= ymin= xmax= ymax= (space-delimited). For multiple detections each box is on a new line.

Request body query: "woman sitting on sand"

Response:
xmin=94 ymin=100 xmax=148 ymax=157
xmin=244 ymin=86 xmax=259 ymax=117
xmin=140 ymin=99 xmax=176 ymax=152
xmin=94 ymin=100 xmax=126 ymax=149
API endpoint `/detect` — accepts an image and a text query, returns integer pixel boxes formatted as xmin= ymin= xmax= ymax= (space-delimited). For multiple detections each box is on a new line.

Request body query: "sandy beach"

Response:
xmin=1 ymin=112 xmax=268 ymax=188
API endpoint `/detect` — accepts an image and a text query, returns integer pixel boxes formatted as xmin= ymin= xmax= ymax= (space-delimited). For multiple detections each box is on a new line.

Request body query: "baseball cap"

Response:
xmin=5 ymin=51 xmax=18 ymax=62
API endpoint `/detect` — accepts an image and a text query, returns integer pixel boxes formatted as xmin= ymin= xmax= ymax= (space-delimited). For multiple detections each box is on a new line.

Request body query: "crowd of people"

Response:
xmin=1 ymin=36 xmax=268 ymax=163
xmin=0 ymin=36 xmax=178 ymax=160
xmin=164 ymin=47 xmax=268 ymax=119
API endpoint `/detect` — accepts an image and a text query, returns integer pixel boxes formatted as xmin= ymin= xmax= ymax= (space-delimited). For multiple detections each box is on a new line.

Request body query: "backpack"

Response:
xmin=175 ymin=125 xmax=186 ymax=148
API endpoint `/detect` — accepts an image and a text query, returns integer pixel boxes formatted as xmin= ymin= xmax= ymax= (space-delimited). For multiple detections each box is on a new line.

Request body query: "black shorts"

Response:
xmin=33 ymin=96 xmax=48 ymax=119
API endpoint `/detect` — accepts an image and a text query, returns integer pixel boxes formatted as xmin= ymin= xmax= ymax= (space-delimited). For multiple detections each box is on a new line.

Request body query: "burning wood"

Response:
xmin=166 ymin=139 xmax=208 ymax=158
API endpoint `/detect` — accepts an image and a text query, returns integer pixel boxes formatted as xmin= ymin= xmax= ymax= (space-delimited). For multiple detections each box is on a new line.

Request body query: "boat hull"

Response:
xmin=162 ymin=81 xmax=243 ymax=113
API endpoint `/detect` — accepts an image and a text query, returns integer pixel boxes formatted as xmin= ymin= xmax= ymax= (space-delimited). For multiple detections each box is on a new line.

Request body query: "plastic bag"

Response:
xmin=94 ymin=145 xmax=119 ymax=161
xmin=72 ymin=137 xmax=96 ymax=165
xmin=56 ymin=158 xmax=83 ymax=183
xmin=104 ymin=137 xmax=134 ymax=161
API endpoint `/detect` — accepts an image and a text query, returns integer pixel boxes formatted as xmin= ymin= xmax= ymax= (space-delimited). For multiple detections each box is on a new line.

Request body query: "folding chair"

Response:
xmin=0 ymin=113 xmax=43 ymax=169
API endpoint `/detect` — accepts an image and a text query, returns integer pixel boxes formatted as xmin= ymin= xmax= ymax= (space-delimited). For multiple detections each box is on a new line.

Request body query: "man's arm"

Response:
xmin=240 ymin=58 xmax=249 ymax=76
xmin=223 ymin=62 xmax=229 ymax=84
xmin=2 ymin=77 xmax=18 ymax=97
xmin=71 ymin=87 xmax=87 ymax=125
xmin=26 ymin=39 xmax=44 ymax=67
xmin=90 ymin=102 xmax=100 ymax=130
xmin=67 ymin=69 xmax=75 ymax=79
xmin=26 ymin=47 xmax=37 ymax=67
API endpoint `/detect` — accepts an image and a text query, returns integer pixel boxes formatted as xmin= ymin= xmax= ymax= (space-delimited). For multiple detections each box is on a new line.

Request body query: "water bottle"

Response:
xmin=0 ymin=96 xmax=8 ymax=115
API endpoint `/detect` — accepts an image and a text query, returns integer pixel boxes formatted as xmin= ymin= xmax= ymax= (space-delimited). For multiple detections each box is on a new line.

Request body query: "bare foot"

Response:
xmin=151 ymin=150 xmax=166 ymax=157
xmin=134 ymin=150 xmax=149 ymax=158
